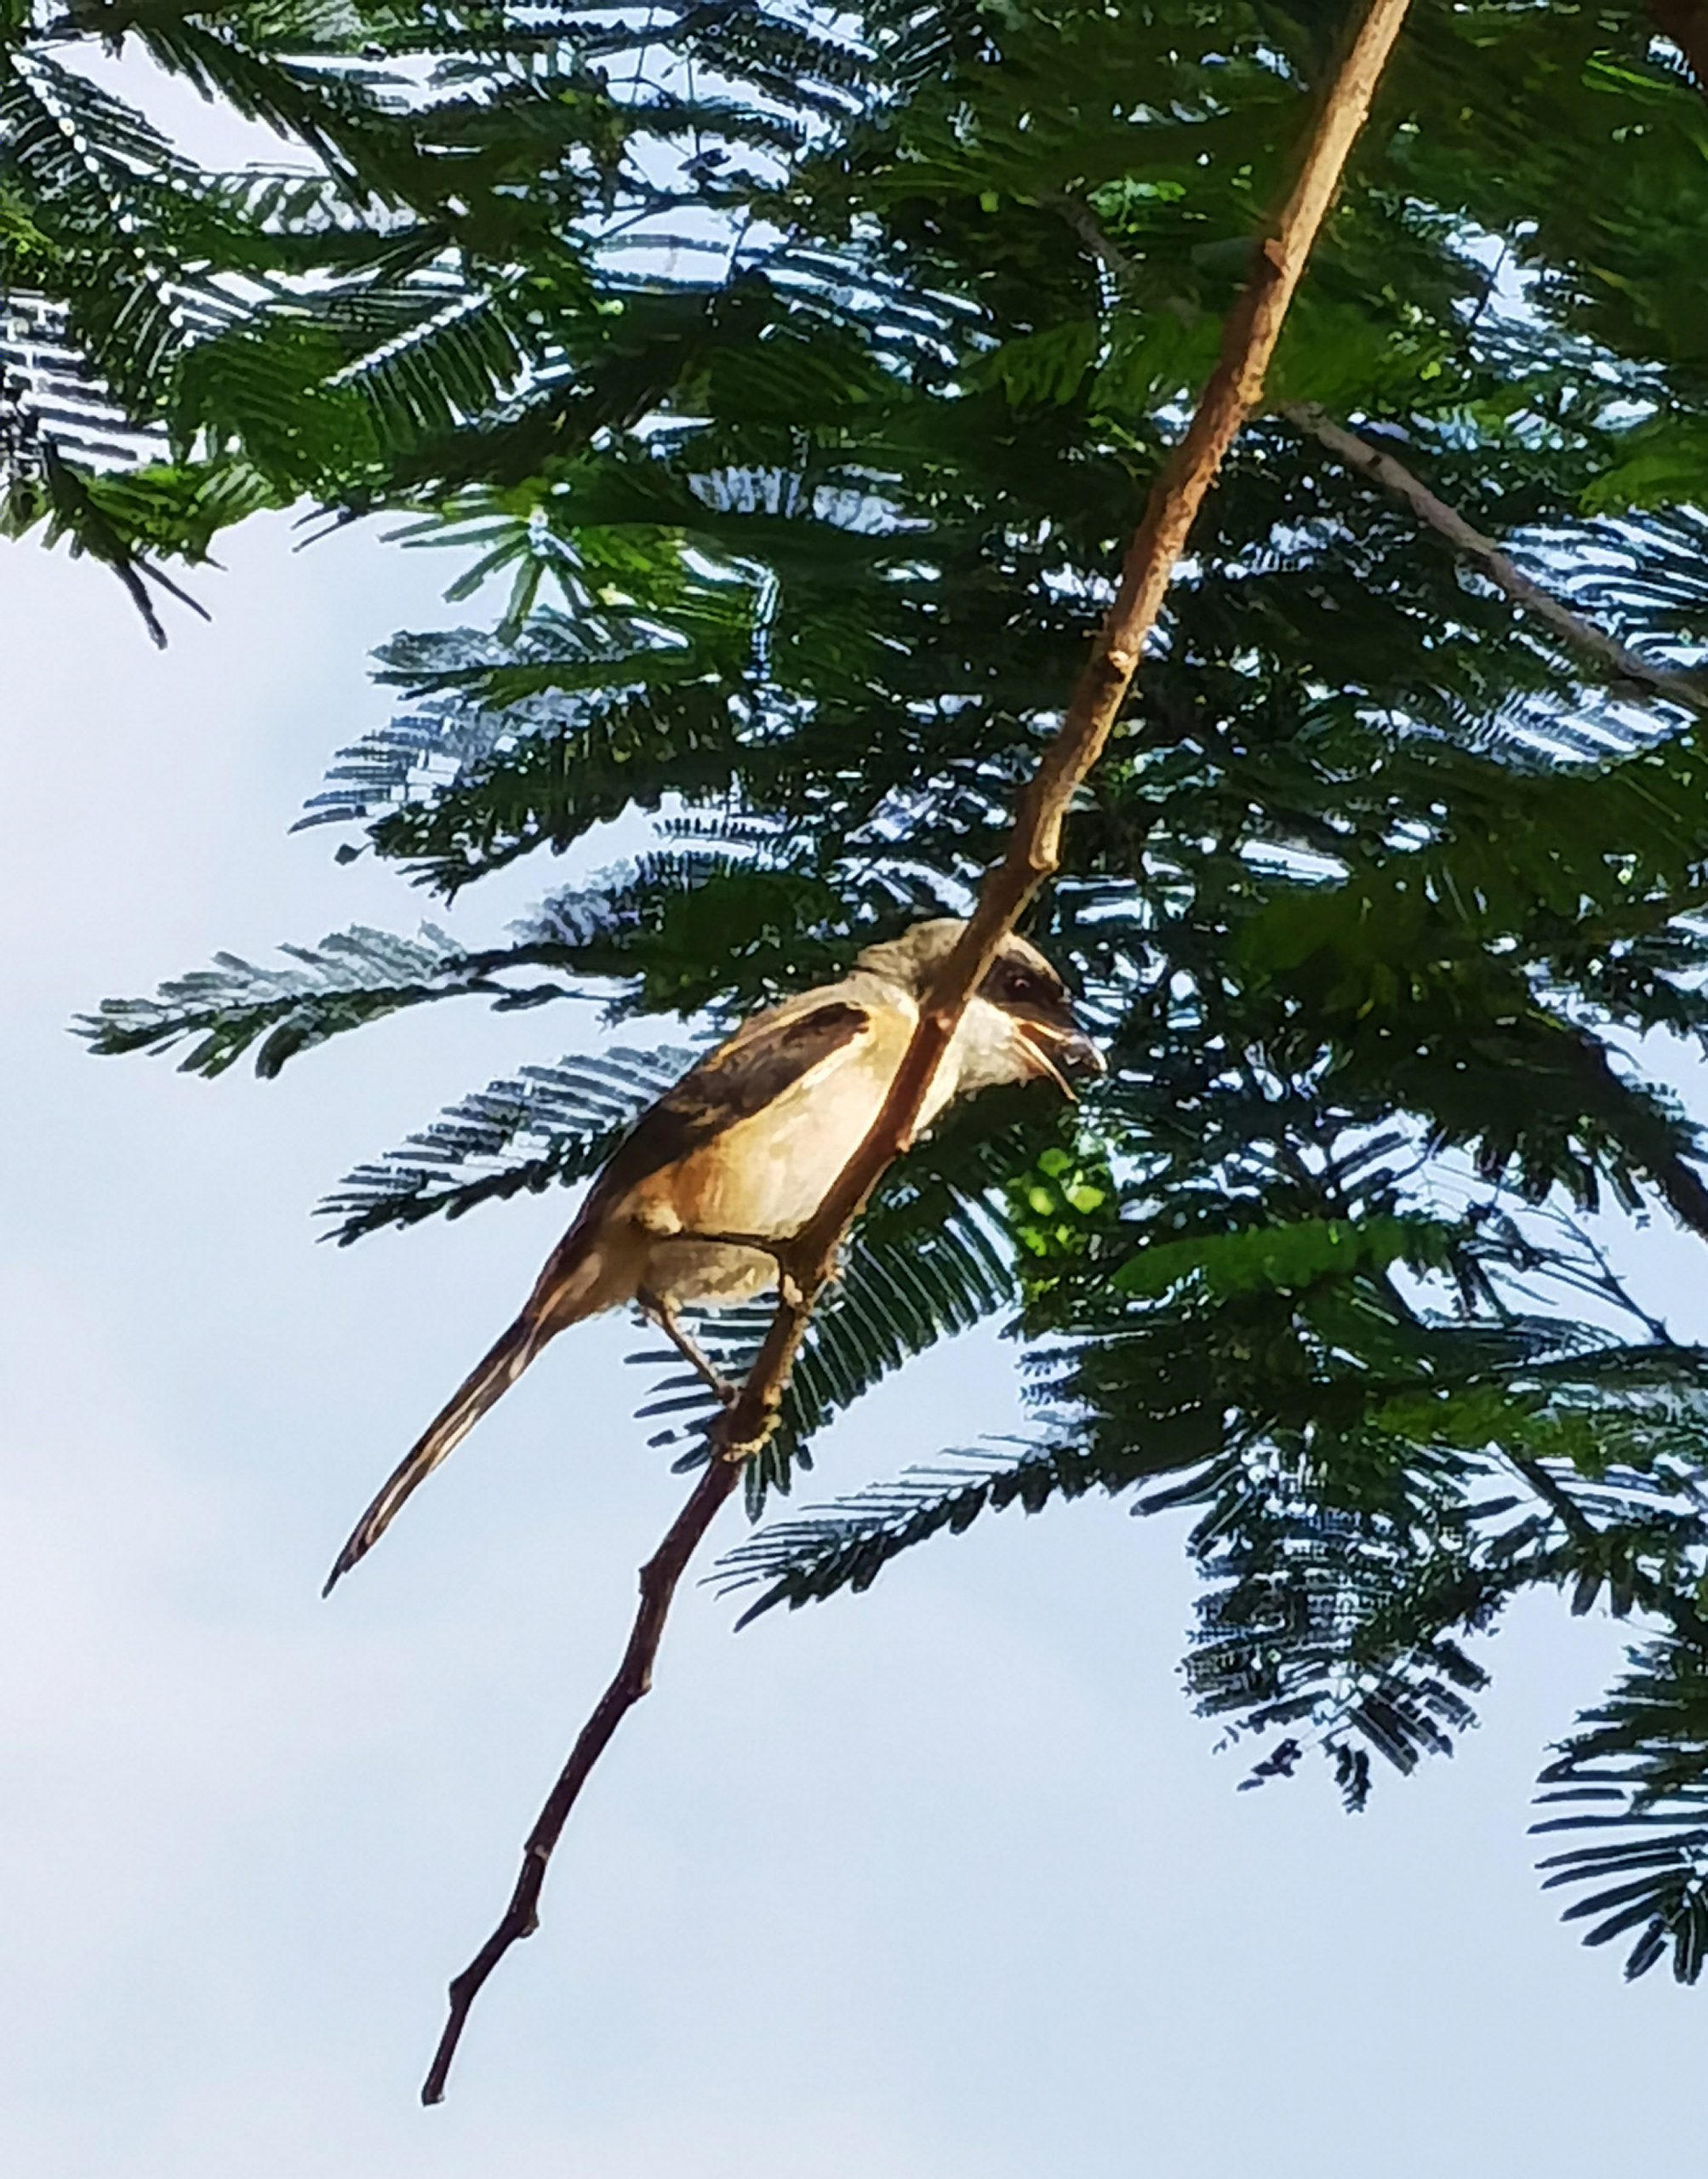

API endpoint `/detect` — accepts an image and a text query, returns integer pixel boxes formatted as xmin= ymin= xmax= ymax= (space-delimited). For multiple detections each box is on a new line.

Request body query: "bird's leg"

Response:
xmin=641 ymin=1293 xmax=738 ymax=1408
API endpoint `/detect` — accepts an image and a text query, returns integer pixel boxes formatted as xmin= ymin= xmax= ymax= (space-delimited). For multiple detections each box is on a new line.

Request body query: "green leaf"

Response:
xmin=1112 ymin=1215 xmax=1453 ymax=1300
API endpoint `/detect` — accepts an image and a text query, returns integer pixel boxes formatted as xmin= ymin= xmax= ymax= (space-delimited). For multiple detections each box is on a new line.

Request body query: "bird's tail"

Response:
xmin=323 ymin=1244 xmax=602 ymax=1594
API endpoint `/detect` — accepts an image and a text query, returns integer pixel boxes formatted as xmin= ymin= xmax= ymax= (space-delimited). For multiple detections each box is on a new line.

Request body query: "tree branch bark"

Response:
xmin=422 ymin=0 xmax=1414 ymax=2100
xmin=1279 ymin=401 xmax=1708 ymax=717
xmin=702 ymin=0 xmax=1415 ymax=1476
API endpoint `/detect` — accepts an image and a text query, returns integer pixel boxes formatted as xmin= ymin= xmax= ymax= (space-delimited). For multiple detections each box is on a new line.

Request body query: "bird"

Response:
xmin=323 ymin=917 xmax=1103 ymax=1593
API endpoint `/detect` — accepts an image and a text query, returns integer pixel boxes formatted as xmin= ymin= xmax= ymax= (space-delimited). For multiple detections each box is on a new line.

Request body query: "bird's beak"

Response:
xmin=1018 ymin=1022 xmax=1106 ymax=1100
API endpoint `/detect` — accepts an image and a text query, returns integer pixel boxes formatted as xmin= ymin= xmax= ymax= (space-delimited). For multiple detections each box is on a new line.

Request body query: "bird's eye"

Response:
xmin=1004 ymin=968 xmax=1040 ymax=1003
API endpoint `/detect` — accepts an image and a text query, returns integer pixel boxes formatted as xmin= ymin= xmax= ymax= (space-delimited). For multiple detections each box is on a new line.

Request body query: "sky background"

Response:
xmin=9 ymin=495 xmax=1708 ymax=2177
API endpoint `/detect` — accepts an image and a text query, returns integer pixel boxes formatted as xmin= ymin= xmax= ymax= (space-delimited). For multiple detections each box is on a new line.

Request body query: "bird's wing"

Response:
xmin=577 ymin=991 xmax=875 ymax=1222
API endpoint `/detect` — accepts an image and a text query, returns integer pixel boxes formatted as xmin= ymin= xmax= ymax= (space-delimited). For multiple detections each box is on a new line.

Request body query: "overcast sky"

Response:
xmin=7 ymin=507 xmax=1708 ymax=2178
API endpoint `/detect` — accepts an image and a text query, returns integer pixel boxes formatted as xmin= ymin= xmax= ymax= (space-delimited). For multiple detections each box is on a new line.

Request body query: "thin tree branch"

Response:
xmin=423 ymin=0 xmax=1414 ymax=2099
xmin=1040 ymin=186 xmax=1198 ymax=319
xmin=1507 ymin=1448 xmax=1708 ymax=1644
xmin=420 ymin=1453 xmax=740 ymax=2104
xmin=1279 ymin=401 xmax=1708 ymax=717
xmin=1509 ymin=1449 xmax=1602 ymax=1549
xmin=1045 ymin=193 xmax=1708 ymax=720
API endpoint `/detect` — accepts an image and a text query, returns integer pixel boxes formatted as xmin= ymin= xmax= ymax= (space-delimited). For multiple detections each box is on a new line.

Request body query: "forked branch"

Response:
xmin=421 ymin=0 xmax=1414 ymax=2102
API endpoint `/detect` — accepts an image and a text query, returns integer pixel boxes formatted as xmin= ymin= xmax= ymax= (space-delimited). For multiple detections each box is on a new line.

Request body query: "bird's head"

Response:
xmin=855 ymin=917 xmax=1105 ymax=1097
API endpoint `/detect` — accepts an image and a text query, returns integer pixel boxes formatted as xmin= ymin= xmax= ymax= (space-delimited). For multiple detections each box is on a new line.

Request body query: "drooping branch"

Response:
xmin=1279 ymin=402 xmax=1708 ymax=718
xmin=1042 ymin=186 xmax=1198 ymax=316
xmin=421 ymin=0 xmax=1414 ymax=2102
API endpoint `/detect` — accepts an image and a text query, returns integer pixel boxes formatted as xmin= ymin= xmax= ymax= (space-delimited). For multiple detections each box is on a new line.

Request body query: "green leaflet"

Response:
xmin=1111 ymin=1214 xmax=1454 ymax=1301
xmin=73 ymin=923 xmax=594 ymax=1078
xmin=1536 ymin=1636 xmax=1708 ymax=1984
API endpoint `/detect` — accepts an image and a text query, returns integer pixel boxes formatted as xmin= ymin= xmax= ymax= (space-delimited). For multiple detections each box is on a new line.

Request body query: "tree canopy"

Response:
xmin=24 ymin=0 xmax=1708 ymax=1988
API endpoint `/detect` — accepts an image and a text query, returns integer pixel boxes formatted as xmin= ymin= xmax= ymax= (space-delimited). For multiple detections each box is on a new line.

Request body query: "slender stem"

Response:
xmin=423 ymin=0 xmax=1414 ymax=2098
xmin=1508 ymin=1449 xmax=1708 ymax=1645
xmin=1048 ymin=200 xmax=1708 ymax=721
xmin=1280 ymin=402 xmax=1708 ymax=717
xmin=420 ymin=1454 xmax=741 ymax=2104
xmin=1509 ymin=1450 xmax=1601 ymax=1548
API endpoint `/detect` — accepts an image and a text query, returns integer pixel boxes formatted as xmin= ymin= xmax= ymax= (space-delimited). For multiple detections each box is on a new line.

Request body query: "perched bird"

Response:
xmin=324 ymin=917 xmax=1102 ymax=1592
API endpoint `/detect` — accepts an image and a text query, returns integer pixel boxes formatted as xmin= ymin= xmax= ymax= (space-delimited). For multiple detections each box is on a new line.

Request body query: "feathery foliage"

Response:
xmin=66 ymin=0 xmax=1708 ymax=1985
xmin=1535 ymin=1633 xmax=1708 ymax=1984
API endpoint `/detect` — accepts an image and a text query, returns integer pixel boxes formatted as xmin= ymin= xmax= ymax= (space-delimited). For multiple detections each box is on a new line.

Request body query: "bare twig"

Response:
xmin=1040 ymin=187 xmax=1198 ymax=319
xmin=420 ymin=1453 xmax=740 ymax=2103
xmin=1279 ymin=401 xmax=1708 ymax=717
xmin=701 ymin=0 xmax=1416 ymax=1477
xmin=423 ymin=0 xmax=1413 ymax=2100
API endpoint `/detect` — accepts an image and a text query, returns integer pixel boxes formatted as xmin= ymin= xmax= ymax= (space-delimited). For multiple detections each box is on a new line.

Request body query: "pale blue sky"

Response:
xmin=6 ymin=510 xmax=1708 ymax=2178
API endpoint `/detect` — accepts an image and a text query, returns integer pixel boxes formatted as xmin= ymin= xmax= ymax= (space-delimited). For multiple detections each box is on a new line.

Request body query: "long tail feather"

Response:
xmin=323 ymin=1307 xmax=552 ymax=1595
